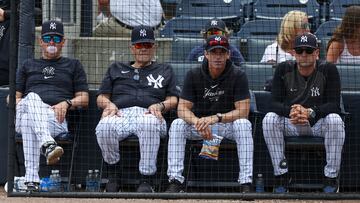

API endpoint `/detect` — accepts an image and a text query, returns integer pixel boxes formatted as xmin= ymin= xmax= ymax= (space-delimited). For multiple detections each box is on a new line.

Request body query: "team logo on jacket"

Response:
xmin=147 ymin=74 xmax=164 ymax=89
xmin=42 ymin=66 xmax=55 ymax=79
xmin=311 ymin=86 xmax=320 ymax=97
xmin=203 ymin=84 xmax=224 ymax=102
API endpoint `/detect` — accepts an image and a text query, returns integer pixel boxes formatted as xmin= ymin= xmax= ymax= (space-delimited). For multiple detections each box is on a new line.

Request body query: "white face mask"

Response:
xmin=46 ymin=46 xmax=58 ymax=54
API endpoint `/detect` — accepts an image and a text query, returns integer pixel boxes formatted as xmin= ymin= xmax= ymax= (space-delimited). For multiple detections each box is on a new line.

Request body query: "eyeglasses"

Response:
xmin=133 ymin=43 xmax=154 ymax=49
xmin=207 ymin=30 xmax=225 ymax=36
xmin=133 ymin=69 xmax=140 ymax=80
xmin=42 ymin=35 xmax=63 ymax=43
xmin=294 ymin=47 xmax=316 ymax=54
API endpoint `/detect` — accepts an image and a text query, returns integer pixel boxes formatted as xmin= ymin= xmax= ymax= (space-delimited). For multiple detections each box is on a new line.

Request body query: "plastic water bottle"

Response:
xmin=40 ymin=177 xmax=50 ymax=192
xmin=255 ymin=173 xmax=265 ymax=193
xmin=49 ymin=170 xmax=61 ymax=192
xmin=93 ymin=169 xmax=101 ymax=192
xmin=212 ymin=125 xmax=219 ymax=137
xmin=86 ymin=169 xmax=95 ymax=192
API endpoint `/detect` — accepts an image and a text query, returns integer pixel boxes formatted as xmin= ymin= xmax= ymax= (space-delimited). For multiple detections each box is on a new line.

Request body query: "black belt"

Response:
xmin=114 ymin=18 xmax=162 ymax=30
xmin=114 ymin=18 xmax=134 ymax=30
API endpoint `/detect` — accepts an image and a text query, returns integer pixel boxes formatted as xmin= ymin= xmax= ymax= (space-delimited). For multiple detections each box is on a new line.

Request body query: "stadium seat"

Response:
xmin=237 ymin=20 xmax=280 ymax=62
xmin=328 ymin=0 xmax=360 ymax=21
xmin=175 ymin=0 xmax=246 ymax=32
xmin=160 ymin=17 xmax=208 ymax=38
xmin=252 ymin=0 xmax=321 ymax=29
xmin=337 ymin=64 xmax=360 ymax=91
xmin=240 ymin=62 xmax=274 ymax=91
xmin=170 ymin=62 xmax=199 ymax=88
xmin=314 ymin=20 xmax=341 ymax=59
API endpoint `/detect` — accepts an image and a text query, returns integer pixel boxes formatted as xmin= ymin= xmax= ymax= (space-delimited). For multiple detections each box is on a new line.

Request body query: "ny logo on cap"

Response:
xmin=139 ymin=29 xmax=147 ymax=37
xmin=50 ymin=22 xmax=57 ymax=30
xmin=300 ymin=36 xmax=308 ymax=43
xmin=211 ymin=20 xmax=218 ymax=26
xmin=215 ymin=36 xmax=222 ymax=41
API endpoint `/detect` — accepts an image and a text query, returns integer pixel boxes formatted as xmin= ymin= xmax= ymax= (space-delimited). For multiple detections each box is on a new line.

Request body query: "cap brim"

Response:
xmin=207 ymin=26 xmax=226 ymax=32
xmin=131 ymin=39 xmax=155 ymax=44
xmin=294 ymin=45 xmax=317 ymax=49
xmin=207 ymin=45 xmax=229 ymax=52
xmin=41 ymin=32 xmax=64 ymax=37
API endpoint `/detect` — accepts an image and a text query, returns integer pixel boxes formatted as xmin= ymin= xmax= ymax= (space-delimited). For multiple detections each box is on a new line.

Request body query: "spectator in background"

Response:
xmin=326 ymin=6 xmax=360 ymax=64
xmin=96 ymin=25 xmax=178 ymax=193
xmin=94 ymin=0 xmax=164 ymax=37
xmin=166 ymin=35 xmax=253 ymax=193
xmin=260 ymin=10 xmax=310 ymax=64
xmin=262 ymin=33 xmax=345 ymax=193
xmin=0 ymin=2 xmax=10 ymax=86
xmin=16 ymin=20 xmax=89 ymax=192
xmin=187 ymin=18 xmax=244 ymax=66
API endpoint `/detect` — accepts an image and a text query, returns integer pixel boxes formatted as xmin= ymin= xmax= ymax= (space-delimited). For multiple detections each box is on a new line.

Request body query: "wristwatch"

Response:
xmin=65 ymin=99 xmax=72 ymax=109
xmin=308 ymin=108 xmax=316 ymax=119
xmin=216 ymin=113 xmax=223 ymax=123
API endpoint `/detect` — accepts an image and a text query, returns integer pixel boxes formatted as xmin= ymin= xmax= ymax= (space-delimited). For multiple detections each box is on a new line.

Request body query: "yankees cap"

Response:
xmin=41 ymin=20 xmax=64 ymax=36
xmin=131 ymin=25 xmax=155 ymax=44
xmin=204 ymin=18 xmax=226 ymax=31
xmin=294 ymin=32 xmax=318 ymax=49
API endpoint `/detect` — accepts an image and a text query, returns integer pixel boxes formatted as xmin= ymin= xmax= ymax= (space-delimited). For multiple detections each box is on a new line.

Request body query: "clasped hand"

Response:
xmin=194 ymin=116 xmax=218 ymax=140
xmin=289 ymin=104 xmax=310 ymax=125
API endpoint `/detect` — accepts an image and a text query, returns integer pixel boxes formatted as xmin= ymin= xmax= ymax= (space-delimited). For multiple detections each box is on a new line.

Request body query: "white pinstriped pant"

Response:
xmin=95 ymin=106 xmax=166 ymax=175
xmin=15 ymin=92 xmax=68 ymax=183
xmin=167 ymin=118 xmax=253 ymax=184
xmin=262 ymin=112 xmax=345 ymax=178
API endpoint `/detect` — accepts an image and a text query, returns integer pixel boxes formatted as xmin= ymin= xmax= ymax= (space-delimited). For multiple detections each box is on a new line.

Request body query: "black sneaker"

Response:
xmin=240 ymin=183 xmax=252 ymax=193
xmin=26 ymin=182 xmax=39 ymax=192
xmin=42 ymin=142 xmax=63 ymax=165
xmin=165 ymin=179 xmax=184 ymax=193
xmin=136 ymin=181 xmax=154 ymax=193
xmin=105 ymin=174 xmax=120 ymax=192
xmin=273 ymin=173 xmax=289 ymax=193
xmin=323 ymin=177 xmax=339 ymax=193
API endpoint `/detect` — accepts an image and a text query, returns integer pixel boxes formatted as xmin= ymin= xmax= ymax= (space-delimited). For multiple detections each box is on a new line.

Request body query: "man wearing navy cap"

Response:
xmin=96 ymin=25 xmax=178 ymax=193
xmin=166 ymin=35 xmax=253 ymax=193
xmin=15 ymin=20 xmax=89 ymax=192
xmin=262 ymin=33 xmax=345 ymax=193
xmin=187 ymin=18 xmax=245 ymax=66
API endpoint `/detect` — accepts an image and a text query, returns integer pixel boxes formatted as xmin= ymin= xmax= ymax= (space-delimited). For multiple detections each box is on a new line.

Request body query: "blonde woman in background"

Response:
xmin=260 ymin=10 xmax=310 ymax=64
xmin=326 ymin=6 xmax=360 ymax=64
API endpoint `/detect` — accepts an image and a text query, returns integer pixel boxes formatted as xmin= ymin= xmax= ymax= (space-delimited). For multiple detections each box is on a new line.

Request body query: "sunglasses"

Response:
xmin=208 ymin=38 xmax=229 ymax=48
xmin=42 ymin=35 xmax=63 ymax=43
xmin=294 ymin=47 xmax=316 ymax=54
xmin=207 ymin=30 xmax=225 ymax=36
xmin=133 ymin=43 xmax=154 ymax=49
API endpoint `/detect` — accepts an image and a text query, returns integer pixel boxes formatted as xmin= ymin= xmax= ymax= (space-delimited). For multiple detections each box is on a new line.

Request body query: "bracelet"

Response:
xmin=159 ymin=102 xmax=165 ymax=112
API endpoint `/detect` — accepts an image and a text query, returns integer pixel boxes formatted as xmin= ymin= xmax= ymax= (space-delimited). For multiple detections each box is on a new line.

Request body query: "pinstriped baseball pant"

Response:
xmin=167 ymin=118 xmax=253 ymax=184
xmin=95 ymin=106 xmax=166 ymax=176
xmin=262 ymin=112 xmax=345 ymax=178
xmin=15 ymin=92 xmax=68 ymax=183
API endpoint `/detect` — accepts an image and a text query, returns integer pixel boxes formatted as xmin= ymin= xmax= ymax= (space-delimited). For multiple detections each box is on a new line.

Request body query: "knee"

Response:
xmin=234 ymin=118 xmax=252 ymax=130
xmin=138 ymin=114 xmax=160 ymax=129
xmin=326 ymin=113 xmax=344 ymax=126
xmin=169 ymin=118 xmax=188 ymax=138
xmin=262 ymin=112 xmax=279 ymax=127
xmin=26 ymin=92 xmax=41 ymax=101
xmin=95 ymin=117 xmax=112 ymax=139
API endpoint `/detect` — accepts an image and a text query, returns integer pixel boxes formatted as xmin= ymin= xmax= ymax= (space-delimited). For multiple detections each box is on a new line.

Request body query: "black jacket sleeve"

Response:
xmin=270 ymin=62 xmax=291 ymax=117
